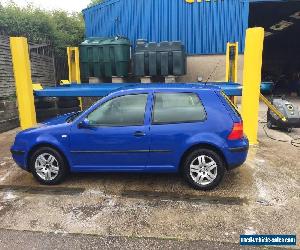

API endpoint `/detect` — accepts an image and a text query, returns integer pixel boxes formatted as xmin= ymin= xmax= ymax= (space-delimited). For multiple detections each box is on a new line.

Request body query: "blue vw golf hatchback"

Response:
xmin=11 ymin=84 xmax=248 ymax=190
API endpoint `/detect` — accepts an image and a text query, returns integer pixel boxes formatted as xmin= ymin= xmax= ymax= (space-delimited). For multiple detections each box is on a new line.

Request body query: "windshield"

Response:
xmin=66 ymin=111 xmax=82 ymax=123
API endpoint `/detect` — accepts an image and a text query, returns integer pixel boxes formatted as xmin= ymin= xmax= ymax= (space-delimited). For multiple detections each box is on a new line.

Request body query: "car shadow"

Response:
xmin=62 ymin=166 xmax=253 ymax=201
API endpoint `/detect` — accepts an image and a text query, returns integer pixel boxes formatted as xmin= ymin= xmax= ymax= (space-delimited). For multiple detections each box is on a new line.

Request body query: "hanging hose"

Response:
xmin=261 ymin=122 xmax=300 ymax=148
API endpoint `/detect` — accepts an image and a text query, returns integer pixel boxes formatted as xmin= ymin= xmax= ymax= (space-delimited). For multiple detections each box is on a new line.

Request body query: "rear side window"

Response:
xmin=153 ymin=93 xmax=206 ymax=124
xmin=220 ymin=91 xmax=241 ymax=118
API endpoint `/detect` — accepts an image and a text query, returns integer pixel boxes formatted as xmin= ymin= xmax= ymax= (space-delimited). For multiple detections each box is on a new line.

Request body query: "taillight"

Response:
xmin=228 ymin=122 xmax=243 ymax=140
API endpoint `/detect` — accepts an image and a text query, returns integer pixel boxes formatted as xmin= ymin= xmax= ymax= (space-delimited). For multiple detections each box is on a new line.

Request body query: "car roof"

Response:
xmin=114 ymin=83 xmax=222 ymax=93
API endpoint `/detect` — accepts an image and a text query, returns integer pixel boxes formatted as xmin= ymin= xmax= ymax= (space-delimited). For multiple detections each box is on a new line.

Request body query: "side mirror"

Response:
xmin=78 ymin=118 xmax=91 ymax=129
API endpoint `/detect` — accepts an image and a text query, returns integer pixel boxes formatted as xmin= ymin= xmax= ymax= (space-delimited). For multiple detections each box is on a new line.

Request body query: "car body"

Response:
xmin=11 ymin=84 xmax=249 ymax=190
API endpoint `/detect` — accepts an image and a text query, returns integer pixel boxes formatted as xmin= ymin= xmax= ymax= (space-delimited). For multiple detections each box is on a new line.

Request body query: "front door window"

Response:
xmin=87 ymin=94 xmax=148 ymax=126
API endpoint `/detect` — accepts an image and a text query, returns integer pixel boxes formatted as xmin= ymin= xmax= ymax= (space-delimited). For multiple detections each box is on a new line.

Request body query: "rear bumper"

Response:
xmin=228 ymin=145 xmax=249 ymax=153
xmin=224 ymin=139 xmax=249 ymax=170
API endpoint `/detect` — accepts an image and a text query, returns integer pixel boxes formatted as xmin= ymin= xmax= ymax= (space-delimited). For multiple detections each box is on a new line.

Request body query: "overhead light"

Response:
xmin=290 ymin=11 xmax=300 ymax=19
xmin=264 ymin=31 xmax=273 ymax=37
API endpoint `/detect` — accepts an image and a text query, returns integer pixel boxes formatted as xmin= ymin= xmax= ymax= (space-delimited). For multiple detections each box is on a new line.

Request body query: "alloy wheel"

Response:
xmin=34 ymin=153 xmax=60 ymax=181
xmin=189 ymin=155 xmax=218 ymax=186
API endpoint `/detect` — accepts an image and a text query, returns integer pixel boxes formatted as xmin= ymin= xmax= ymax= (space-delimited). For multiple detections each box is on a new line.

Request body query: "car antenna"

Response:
xmin=205 ymin=59 xmax=222 ymax=85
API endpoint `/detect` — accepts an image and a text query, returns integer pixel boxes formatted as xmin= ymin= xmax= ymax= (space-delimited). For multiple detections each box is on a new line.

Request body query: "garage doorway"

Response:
xmin=249 ymin=1 xmax=300 ymax=96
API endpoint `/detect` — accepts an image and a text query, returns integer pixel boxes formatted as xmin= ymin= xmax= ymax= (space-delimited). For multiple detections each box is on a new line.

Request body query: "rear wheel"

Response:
xmin=29 ymin=147 xmax=68 ymax=185
xmin=182 ymin=148 xmax=225 ymax=191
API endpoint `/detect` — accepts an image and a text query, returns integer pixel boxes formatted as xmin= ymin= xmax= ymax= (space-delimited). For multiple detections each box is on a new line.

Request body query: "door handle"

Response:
xmin=134 ymin=131 xmax=146 ymax=137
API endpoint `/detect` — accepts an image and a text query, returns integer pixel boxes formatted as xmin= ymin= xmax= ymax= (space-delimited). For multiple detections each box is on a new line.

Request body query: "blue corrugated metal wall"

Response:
xmin=83 ymin=0 xmax=249 ymax=54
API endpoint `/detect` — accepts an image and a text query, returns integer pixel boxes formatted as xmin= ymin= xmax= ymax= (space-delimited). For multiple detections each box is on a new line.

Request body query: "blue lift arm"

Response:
xmin=34 ymin=83 xmax=243 ymax=97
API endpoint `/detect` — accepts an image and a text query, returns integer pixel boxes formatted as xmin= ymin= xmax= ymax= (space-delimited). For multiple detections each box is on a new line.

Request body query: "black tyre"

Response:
xmin=57 ymin=98 xmax=80 ymax=108
xmin=182 ymin=148 xmax=225 ymax=191
xmin=29 ymin=147 xmax=68 ymax=185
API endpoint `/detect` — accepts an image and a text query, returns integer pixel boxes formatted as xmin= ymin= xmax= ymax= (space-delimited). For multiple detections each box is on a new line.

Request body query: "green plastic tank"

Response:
xmin=79 ymin=38 xmax=105 ymax=81
xmin=80 ymin=37 xmax=130 ymax=81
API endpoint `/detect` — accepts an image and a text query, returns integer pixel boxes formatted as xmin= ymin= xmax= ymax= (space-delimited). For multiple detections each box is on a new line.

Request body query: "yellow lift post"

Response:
xmin=225 ymin=42 xmax=239 ymax=104
xmin=10 ymin=37 xmax=37 ymax=130
xmin=67 ymin=47 xmax=82 ymax=110
xmin=67 ymin=47 xmax=81 ymax=83
xmin=241 ymin=27 xmax=265 ymax=145
xmin=225 ymin=42 xmax=238 ymax=83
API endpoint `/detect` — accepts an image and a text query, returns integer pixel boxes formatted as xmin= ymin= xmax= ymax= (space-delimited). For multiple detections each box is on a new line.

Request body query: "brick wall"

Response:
xmin=0 ymin=35 xmax=56 ymax=132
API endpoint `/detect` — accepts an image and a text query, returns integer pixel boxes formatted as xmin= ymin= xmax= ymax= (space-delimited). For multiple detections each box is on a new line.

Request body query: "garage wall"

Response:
xmin=0 ymin=35 xmax=56 ymax=99
xmin=0 ymin=35 xmax=56 ymax=132
xmin=178 ymin=54 xmax=244 ymax=84
xmin=0 ymin=36 xmax=15 ymax=99
xmin=83 ymin=0 xmax=249 ymax=54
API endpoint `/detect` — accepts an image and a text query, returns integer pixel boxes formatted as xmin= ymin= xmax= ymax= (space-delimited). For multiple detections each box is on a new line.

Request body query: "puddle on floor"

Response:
xmin=0 ymin=185 xmax=85 ymax=196
xmin=0 ymin=185 xmax=248 ymax=206
xmin=121 ymin=190 xmax=248 ymax=205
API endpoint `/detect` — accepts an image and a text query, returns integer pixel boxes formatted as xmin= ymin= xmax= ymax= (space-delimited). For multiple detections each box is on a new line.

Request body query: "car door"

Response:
xmin=69 ymin=93 xmax=151 ymax=171
xmin=148 ymin=91 xmax=208 ymax=172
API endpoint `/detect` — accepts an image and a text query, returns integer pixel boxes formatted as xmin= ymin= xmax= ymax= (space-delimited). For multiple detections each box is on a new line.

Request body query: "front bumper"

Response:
xmin=10 ymin=149 xmax=25 ymax=155
xmin=10 ymin=147 xmax=27 ymax=170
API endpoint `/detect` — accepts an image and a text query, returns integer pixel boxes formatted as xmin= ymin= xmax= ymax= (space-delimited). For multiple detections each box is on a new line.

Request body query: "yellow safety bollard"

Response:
xmin=241 ymin=28 xmax=265 ymax=145
xmin=10 ymin=37 xmax=37 ymax=130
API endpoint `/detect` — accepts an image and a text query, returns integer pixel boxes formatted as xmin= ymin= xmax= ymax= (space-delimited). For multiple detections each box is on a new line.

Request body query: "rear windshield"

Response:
xmin=220 ymin=91 xmax=241 ymax=118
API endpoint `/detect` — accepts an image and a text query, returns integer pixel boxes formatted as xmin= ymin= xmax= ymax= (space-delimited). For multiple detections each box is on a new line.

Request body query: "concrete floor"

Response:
xmin=0 ymin=101 xmax=299 ymax=249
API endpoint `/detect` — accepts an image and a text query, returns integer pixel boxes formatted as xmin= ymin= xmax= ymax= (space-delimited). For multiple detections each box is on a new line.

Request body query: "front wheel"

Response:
xmin=182 ymin=148 xmax=225 ymax=191
xmin=29 ymin=147 xmax=68 ymax=185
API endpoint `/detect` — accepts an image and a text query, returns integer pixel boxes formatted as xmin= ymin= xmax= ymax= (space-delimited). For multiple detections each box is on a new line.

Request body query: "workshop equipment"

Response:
xmin=266 ymin=97 xmax=300 ymax=132
xmin=260 ymin=81 xmax=274 ymax=94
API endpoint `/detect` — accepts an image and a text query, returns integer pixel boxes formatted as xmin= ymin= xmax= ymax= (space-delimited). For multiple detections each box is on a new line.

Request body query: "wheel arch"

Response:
xmin=26 ymin=143 xmax=70 ymax=171
xmin=179 ymin=143 xmax=228 ymax=171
